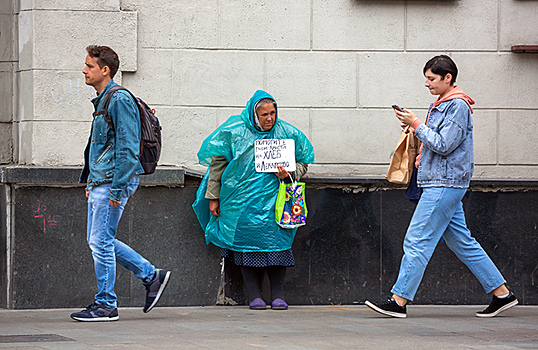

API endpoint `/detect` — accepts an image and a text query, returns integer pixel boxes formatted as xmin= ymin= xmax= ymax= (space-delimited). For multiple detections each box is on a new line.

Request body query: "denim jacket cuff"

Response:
xmin=109 ymin=189 xmax=123 ymax=202
xmin=411 ymin=118 xmax=422 ymax=132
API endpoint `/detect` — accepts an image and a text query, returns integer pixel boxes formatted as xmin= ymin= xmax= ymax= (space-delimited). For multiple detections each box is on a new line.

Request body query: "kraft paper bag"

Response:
xmin=386 ymin=126 xmax=421 ymax=185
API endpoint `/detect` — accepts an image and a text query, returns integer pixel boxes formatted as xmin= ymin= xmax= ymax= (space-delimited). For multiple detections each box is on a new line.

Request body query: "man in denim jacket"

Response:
xmin=71 ymin=46 xmax=170 ymax=322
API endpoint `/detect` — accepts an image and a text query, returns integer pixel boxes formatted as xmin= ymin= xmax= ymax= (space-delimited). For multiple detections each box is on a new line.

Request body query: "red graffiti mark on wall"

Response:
xmin=33 ymin=199 xmax=59 ymax=234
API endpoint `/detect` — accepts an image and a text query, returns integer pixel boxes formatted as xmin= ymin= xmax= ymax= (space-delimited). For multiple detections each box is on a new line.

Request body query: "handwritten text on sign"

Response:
xmin=255 ymin=139 xmax=296 ymax=173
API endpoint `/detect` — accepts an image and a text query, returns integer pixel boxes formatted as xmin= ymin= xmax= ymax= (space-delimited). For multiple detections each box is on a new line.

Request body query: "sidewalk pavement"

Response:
xmin=0 ymin=305 xmax=536 ymax=349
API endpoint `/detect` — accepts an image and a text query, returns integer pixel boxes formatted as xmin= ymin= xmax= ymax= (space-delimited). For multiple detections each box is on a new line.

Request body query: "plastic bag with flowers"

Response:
xmin=275 ymin=179 xmax=308 ymax=229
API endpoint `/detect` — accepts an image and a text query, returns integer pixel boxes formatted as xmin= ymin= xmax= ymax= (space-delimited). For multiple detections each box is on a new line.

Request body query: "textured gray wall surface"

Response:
xmin=3 ymin=0 xmax=538 ymax=179
xmin=4 ymin=176 xmax=537 ymax=308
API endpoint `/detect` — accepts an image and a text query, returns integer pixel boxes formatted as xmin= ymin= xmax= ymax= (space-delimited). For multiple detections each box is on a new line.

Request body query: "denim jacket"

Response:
xmin=415 ymin=98 xmax=474 ymax=189
xmin=79 ymin=80 xmax=144 ymax=201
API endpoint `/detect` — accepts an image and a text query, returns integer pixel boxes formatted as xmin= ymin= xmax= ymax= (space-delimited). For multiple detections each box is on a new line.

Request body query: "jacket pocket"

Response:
xmin=94 ymin=144 xmax=112 ymax=165
xmin=91 ymin=116 xmax=110 ymax=143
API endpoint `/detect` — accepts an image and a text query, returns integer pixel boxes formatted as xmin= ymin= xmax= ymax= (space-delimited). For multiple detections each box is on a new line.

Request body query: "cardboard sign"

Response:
xmin=254 ymin=139 xmax=296 ymax=173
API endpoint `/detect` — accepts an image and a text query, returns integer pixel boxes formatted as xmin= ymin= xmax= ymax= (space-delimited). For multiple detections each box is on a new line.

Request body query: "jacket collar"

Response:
xmin=91 ymin=79 xmax=118 ymax=108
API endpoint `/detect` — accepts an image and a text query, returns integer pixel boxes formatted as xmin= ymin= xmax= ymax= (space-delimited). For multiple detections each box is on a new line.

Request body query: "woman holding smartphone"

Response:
xmin=365 ymin=55 xmax=517 ymax=318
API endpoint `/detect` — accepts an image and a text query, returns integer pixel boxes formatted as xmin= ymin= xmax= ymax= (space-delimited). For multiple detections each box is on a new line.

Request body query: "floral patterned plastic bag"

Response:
xmin=275 ymin=180 xmax=307 ymax=229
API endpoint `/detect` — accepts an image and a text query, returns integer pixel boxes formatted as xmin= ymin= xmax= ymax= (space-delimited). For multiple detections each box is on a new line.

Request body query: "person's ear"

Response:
xmin=444 ymin=73 xmax=453 ymax=85
xmin=102 ymin=65 xmax=110 ymax=77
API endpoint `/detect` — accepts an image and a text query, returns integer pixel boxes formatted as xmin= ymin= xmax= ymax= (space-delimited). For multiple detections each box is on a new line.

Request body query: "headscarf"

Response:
xmin=192 ymin=90 xmax=315 ymax=252
xmin=253 ymin=98 xmax=276 ymax=132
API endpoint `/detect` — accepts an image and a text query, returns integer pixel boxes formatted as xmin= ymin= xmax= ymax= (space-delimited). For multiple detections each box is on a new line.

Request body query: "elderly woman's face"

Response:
xmin=257 ymin=103 xmax=276 ymax=131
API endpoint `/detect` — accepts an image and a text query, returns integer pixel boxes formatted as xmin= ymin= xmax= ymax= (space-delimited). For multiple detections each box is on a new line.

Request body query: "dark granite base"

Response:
xmin=9 ymin=184 xmax=220 ymax=309
xmin=1 ymin=167 xmax=537 ymax=308
xmin=224 ymin=187 xmax=538 ymax=306
xmin=0 ymin=185 xmax=8 ymax=308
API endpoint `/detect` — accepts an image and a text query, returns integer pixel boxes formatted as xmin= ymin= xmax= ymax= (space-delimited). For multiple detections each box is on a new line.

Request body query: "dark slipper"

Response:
xmin=249 ymin=298 xmax=267 ymax=310
xmin=271 ymin=298 xmax=288 ymax=310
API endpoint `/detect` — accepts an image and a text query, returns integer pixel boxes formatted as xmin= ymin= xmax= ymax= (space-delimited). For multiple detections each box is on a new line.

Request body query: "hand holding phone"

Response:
xmin=392 ymin=104 xmax=404 ymax=112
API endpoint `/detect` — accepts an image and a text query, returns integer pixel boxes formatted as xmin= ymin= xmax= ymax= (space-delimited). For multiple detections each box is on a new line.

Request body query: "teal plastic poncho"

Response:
xmin=192 ymin=90 xmax=315 ymax=252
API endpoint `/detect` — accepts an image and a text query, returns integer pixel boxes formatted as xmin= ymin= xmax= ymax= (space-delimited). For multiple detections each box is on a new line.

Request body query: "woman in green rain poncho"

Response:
xmin=193 ymin=90 xmax=315 ymax=310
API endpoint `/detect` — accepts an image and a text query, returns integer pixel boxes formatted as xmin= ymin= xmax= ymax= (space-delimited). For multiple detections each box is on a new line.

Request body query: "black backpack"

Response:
xmin=94 ymin=86 xmax=162 ymax=175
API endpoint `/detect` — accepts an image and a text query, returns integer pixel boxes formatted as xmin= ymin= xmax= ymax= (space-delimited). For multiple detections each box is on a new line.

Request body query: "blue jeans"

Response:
xmin=391 ymin=187 xmax=506 ymax=301
xmin=87 ymin=175 xmax=155 ymax=308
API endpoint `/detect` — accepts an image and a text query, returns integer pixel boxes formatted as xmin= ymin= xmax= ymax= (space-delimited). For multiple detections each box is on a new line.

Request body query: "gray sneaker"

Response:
xmin=70 ymin=303 xmax=119 ymax=322
xmin=143 ymin=269 xmax=171 ymax=313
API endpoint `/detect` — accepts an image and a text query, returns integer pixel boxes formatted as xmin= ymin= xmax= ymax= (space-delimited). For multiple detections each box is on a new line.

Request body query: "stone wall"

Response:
xmin=0 ymin=0 xmax=15 ymax=164
xmin=2 ymin=0 xmax=537 ymax=178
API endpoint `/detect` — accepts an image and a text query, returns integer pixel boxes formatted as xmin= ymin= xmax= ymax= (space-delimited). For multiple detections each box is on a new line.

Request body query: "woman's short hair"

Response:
xmin=86 ymin=45 xmax=120 ymax=79
xmin=256 ymin=98 xmax=276 ymax=108
xmin=423 ymin=55 xmax=458 ymax=85
xmin=255 ymin=98 xmax=276 ymax=114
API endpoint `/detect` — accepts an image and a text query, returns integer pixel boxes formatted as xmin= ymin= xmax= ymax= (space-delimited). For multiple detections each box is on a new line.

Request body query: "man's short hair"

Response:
xmin=86 ymin=45 xmax=120 ymax=79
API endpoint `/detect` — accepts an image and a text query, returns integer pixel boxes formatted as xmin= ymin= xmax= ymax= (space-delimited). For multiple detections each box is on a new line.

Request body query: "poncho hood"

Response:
xmin=244 ymin=89 xmax=278 ymax=133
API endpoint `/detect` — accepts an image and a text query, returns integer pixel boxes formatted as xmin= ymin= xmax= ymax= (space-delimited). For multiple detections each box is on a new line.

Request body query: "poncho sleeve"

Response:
xmin=196 ymin=116 xmax=243 ymax=166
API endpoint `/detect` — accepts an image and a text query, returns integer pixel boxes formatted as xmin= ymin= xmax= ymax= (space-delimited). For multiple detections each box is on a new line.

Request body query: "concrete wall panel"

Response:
xmin=17 ymin=120 xmax=33 ymax=164
xmin=20 ymin=0 xmax=119 ymax=11
xmin=453 ymin=53 xmax=538 ymax=109
xmin=219 ymin=0 xmax=310 ymax=50
xmin=122 ymin=49 xmax=174 ymax=106
xmin=307 ymin=163 xmax=389 ymax=177
xmin=313 ymin=0 xmax=404 ymax=51
xmin=17 ymin=10 xmax=33 ymax=71
xmin=158 ymin=107 xmax=221 ymax=169
xmin=0 ymin=69 xmax=13 ymax=123
xmin=124 ymin=0 xmax=219 ymax=49
xmin=474 ymin=165 xmax=538 ymax=180
xmin=30 ymin=121 xmax=88 ymax=166
xmin=0 ymin=124 xmax=12 ymax=163
xmin=267 ymin=52 xmax=356 ymax=108
xmin=32 ymin=70 xmax=94 ymax=121
xmin=473 ymin=110 xmax=497 ymax=165
xmin=19 ymin=10 xmax=137 ymax=71
xmin=18 ymin=70 xmax=33 ymax=122
xmin=0 ymin=1 xmax=11 ymax=14
xmin=498 ymin=110 xmax=538 ymax=165
xmin=0 ymin=13 xmax=13 ymax=60
xmin=358 ymin=53 xmax=434 ymax=108
xmin=173 ymin=50 xmax=264 ymax=107
xmin=311 ymin=109 xmax=401 ymax=164
xmin=9 ymin=0 xmax=538 ymax=178
xmin=216 ymin=108 xmax=244 ymax=127
xmin=499 ymin=0 xmax=538 ymax=51
xmin=279 ymin=108 xmax=311 ymax=139
xmin=407 ymin=0 xmax=498 ymax=51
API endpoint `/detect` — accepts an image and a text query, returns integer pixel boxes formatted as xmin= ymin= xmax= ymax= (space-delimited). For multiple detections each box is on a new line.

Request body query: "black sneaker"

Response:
xmin=365 ymin=298 xmax=407 ymax=318
xmin=70 ymin=303 xmax=119 ymax=322
xmin=143 ymin=269 xmax=171 ymax=313
xmin=476 ymin=292 xmax=518 ymax=318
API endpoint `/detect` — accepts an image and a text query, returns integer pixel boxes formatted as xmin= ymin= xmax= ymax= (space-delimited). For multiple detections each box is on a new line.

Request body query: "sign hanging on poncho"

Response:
xmin=254 ymin=139 xmax=296 ymax=173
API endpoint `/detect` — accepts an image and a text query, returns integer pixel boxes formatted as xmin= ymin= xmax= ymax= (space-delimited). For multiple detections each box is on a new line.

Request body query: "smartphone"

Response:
xmin=392 ymin=104 xmax=404 ymax=112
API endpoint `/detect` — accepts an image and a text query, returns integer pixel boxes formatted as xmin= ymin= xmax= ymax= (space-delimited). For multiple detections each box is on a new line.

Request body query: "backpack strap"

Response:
xmin=92 ymin=86 xmax=138 ymax=132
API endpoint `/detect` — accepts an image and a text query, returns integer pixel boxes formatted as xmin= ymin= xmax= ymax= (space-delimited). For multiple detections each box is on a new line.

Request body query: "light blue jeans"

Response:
xmin=391 ymin=187 xmax=506 ymax=301
xmin=87 ymin=175 xmax=155 ymax=308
